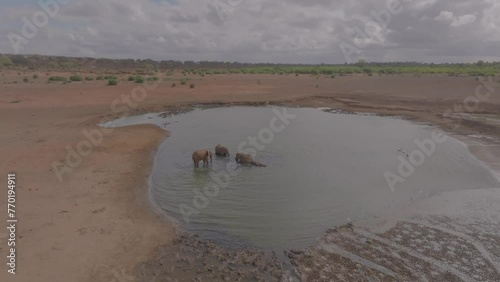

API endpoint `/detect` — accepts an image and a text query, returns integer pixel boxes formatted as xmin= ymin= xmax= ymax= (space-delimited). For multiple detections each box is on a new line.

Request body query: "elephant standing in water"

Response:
xmin=192 ymin=150 xmax=212 ymax=168
xmin=215 ymin=144 xmax=230 ymax=157
xmin=235 ymin=153 xmax=267 ymax=167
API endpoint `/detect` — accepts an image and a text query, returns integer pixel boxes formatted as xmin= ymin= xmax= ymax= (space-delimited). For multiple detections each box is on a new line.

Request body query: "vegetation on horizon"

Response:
xmin=1 ymin=54 xmax=499 ymax=77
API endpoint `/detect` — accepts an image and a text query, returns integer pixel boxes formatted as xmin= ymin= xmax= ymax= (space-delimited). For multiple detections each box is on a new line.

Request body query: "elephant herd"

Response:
xmin=192 ymin=144 xmax=267 ymax=168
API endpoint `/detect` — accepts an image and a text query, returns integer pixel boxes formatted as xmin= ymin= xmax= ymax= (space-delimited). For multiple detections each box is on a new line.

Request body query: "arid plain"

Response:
xmin=1 ymin=71 xmax=500 ymax=281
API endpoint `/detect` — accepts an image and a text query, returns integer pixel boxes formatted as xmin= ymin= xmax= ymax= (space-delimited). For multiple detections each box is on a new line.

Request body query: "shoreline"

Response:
xmin=124 ymin=102 xmax=500 ymax=281
xmin=1 ymin=74 xmax=499 ymax=281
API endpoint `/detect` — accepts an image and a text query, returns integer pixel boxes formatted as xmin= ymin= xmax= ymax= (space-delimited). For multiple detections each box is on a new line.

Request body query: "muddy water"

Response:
xmin=103 ymin=107 xmax=498 ymax=251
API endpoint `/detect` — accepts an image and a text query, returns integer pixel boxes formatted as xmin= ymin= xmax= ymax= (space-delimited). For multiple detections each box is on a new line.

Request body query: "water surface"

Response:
xmin=103 ymin=107 xmax=498 ymax=250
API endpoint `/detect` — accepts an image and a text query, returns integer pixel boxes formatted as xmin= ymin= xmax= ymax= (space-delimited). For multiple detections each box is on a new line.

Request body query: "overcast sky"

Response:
xmin=1 ymin=0 xmax=499 ymax=64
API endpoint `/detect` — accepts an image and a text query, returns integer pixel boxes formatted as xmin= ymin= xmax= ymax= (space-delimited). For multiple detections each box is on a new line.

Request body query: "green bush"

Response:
xmin=48 ymin=76 xmax=66 ymax=82
xmin=147 ymin=76 xmax=159 ymax=81
xmin=180 ymin=79 xmax=187 ymax=85
xmin=134 ymin=76 xmax=144 ymax=83
xmin=104 ymin=75 xmax=117 ymax=80
xmin=23 ymin=77 xmax=29 ymax=83
xmin=96 ymin=76 xmax=104 ymax=80
xmin=190 ymin=84 xmax=195 ymax=88
xmin=128 ymin=76 xmax=135 ymax=81
xmin=32 ymin=74 xmax=39 ymax=79
xmin=171 ymin=83 xmax=176 ymax=87
xmin=107 ymin=79 xmax=118 ymax=86
xmin=85 ymin=77 xmax=94 ymax=81
xmin=69 ymin=75 xmax=83 ymax=81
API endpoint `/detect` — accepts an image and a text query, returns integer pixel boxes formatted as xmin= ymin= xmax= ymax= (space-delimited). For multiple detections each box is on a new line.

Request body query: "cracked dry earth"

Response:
xmin=288 ymin=189 xmax=500 ymax=282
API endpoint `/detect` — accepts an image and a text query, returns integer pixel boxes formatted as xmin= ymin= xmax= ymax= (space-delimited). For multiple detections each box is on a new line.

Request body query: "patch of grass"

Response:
xmin=48 ymin=76 xmax=66 ymax=82
xmin=69 ymin=75 xmax=83 ymax=81
xmin=107 ymin=79 xmax=118 ymax=86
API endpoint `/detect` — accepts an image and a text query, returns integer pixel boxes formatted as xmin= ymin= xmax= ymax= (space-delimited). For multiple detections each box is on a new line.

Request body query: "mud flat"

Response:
xmin=136 ymin=233 xmax=286 ymax=282
xmin=288 ymin=187 xmax=500 ymax=281
xmin=1 ymin=73 xmax=500 ymax=281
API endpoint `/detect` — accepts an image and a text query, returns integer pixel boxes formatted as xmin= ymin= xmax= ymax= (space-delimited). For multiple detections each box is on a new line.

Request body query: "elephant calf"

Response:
xmin=192 ymin=150 xmax=212 ymax=168
xmin=215 ymin=144 xmax=230 ymax=157
xmin=235 ymin=153 xmax=267 ymax=167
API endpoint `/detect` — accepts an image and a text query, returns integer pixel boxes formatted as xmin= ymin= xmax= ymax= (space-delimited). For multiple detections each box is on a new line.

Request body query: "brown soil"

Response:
xmin=0 ymin=71 xmax=499 ymax=281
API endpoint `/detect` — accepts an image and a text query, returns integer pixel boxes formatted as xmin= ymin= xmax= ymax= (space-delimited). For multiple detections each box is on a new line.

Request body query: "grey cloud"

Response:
xmin=0 ymin=0 xmax=498 ymax=63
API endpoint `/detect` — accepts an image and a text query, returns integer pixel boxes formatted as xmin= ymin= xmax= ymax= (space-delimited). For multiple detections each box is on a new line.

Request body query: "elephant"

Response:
xmin=192 ymin=150 xmax=212 ymax=168
xmin=235 ymin=153 xmax=267 ymax=167
xmin=215 ymin=144 xmax=230 ymax=157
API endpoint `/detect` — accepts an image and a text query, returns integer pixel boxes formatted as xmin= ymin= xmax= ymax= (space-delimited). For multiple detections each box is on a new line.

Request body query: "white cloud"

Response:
xmin=0 ymin=0 xmax=498 ymax=63
xmin=451 ymin=14 xmax=477 ymax=27
xmin=413 ymin=0 xmax=437 ymax=10
xmin=435 ymin=11 xmax=476 ymax=27
xmin=435 ymin=11 xmax=454 ymax=22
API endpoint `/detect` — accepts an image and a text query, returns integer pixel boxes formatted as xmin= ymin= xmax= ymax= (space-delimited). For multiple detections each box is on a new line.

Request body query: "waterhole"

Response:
xmin=103 ymin=107 xmax=498 ymax=251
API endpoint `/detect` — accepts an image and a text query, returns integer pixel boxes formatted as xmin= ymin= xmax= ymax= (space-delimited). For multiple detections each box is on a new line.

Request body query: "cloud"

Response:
xmin=0 ymin=0 xmax=498 ymax=63
xmin=450 ymin=14 xmax=477 ymax=27
xmin=435 ymin=11 xmax=454 ymax=22
xmin=436 ymin=11 xmax=476 ymax=27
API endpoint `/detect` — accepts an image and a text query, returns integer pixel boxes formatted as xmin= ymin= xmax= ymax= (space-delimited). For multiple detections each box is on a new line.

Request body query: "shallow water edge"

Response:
xmin=99 ymin=104 xmax=498 ymax=282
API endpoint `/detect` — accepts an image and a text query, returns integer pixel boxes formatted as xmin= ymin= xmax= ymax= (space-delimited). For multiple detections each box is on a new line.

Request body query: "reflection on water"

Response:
xmin=103 ymin=107 xmax=499 ymax=251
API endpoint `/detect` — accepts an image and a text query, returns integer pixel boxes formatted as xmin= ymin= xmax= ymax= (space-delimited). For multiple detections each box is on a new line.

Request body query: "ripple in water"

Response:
xmin=103 ymin=107 xmax=499 ymax=251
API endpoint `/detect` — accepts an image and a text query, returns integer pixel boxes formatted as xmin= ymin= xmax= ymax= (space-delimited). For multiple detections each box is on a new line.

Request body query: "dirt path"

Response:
xmin=0 ymin=72 xmax=499 ymax=281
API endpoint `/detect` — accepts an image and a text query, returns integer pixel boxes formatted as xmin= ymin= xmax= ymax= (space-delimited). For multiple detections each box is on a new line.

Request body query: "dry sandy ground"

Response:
xmin=0 ymin=71 xmax=499 ymax=281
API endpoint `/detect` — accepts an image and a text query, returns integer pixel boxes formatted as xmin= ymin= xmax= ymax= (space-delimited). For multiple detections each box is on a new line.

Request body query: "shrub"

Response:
xmin=190 ymin=84 xmax=195 ymax=88
xmin=23 ymin=77 xmax=29 ymax=83
xmin=146 ymin=76 xmax=159 ymax=81
xmin=69 ymin=75 xmax=83 ymax=81
xmin=134 ymin=76 xmax=144 ymax=83
xmin=32 ymin=74 xmax=39 ymax=79
xmin=96 ymin=76 xmax=104 ymax=80
xmin=171 ymin=83 xmax=176 ymax=87
xmin=48 ymin=76 xmax=66 ymax=82
xmin=180 ymin=80 xmax=187 ymax=85
xmin=128 ymin=76 xmax=135 ymax=81
xmin=85 ymin=77 xmax=94 ymax=81
xmin=104 ymin=75 xmax=117 ymax=80
xmin=107 ymin=79 xmax=118 ymax=86
xmin=330 ymin=75 xmax=336 ymax=78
